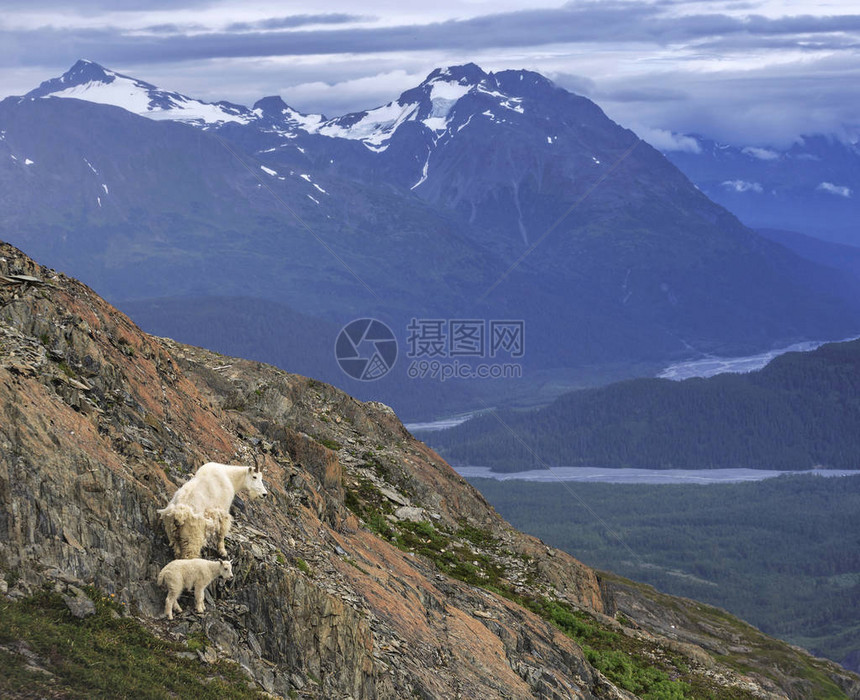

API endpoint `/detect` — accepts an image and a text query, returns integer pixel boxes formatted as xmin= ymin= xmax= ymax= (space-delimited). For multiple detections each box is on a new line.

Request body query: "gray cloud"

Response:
xmin=0 ymin=0 xmax=212 ymax=9
xmin=5 ymin=4 xmax=859 ymax=68
xmin=140 ymin=23 xmax=209 ymax=35
xmin=549 ymin=73 xmax=597 ymax=98
xmin=692 ymin=32 xmax=860 ymax=52
xmin=600 ymin=56 xmax=860 ymax=146
xmin=225 ymin=14 xmax=370 ymax=32
xmin=600 ymin=87 xmax=688 ymax=103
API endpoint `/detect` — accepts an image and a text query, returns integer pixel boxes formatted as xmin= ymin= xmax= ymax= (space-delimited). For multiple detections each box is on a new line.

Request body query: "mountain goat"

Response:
xmin=158 ymin=461 xmax=267 ymax=559
xmin=157 ymin=558 xmax=233 ymax=620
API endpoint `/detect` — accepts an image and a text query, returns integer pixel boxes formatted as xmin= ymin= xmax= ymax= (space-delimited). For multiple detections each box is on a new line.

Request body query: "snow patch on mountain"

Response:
xmin=475 ymin=85 xmax=524 ymax=114
xmin=143 ymin=99 xmax=252 ymax=126
xmin=262 ymin=111 xmax=325 ymax=136
xmin=29 ymin=60 xmax=253 ymax=127
xmin=411 ymin=150 xmax=431 ymax=190
xmin=456 ymin=115 xmax=474 ymax=133
xmin=428 ymin=80 xmax=471 ymax=104
xmin=306 ymin=69 xmax=529 ymax=150
xmin=317 ymin=101 xmax=420 ymax=150
xmin=423 ymin=79 xmax=471 ymax=131
xmin=44 ymin=78 xmax=153 ymax=113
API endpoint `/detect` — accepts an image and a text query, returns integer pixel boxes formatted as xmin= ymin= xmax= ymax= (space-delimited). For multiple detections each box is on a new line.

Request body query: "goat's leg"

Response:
xmin=217 ymin=518 xmax=229 ymax=557
xmin=194 ymin=584 xmax=207 ymax=613
xmin=165 ymin=592 xmax=179 ymax=620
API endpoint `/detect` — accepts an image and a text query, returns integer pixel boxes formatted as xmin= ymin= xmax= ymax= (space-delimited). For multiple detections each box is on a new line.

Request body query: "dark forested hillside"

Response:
xmin=427 ymin=338 xmax=860 ymax=470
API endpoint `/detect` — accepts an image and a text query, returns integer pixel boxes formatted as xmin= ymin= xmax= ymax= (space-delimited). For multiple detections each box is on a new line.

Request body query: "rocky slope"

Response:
xmin=1 ymin=239 xmax=858 ymax=699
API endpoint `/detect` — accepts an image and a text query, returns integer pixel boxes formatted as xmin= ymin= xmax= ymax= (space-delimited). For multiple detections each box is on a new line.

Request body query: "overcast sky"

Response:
xmin=2 ymin=0 xmax=858 ymax=147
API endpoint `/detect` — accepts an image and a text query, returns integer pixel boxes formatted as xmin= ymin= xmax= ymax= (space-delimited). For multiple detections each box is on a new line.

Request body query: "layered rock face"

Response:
xmin=1 ymin=240 xmax=857 ymax=699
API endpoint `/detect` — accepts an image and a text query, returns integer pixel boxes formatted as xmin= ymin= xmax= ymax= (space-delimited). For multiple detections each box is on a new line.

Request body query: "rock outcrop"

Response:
xmin=1 ymin=240 xmax=858 ymax=699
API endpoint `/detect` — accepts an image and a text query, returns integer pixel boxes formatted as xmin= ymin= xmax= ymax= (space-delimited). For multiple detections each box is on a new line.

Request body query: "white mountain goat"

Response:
xmin=158 ymin=461 xmax=268 ymax=559
xmin=157 ymin=558 xmax=233 ymax=620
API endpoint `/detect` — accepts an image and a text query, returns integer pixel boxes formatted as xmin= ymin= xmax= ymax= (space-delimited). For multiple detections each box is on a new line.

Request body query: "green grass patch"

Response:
xmin=315 ymin=437 xmax=342 ymax=451
xmin=455 ymin=521 xmax=496 ymax=548
xmin=517 ymin=594 xmax=755 ymax=699
xmin=0 ymin=588 xmax=263 ymax=699
xmin=295 ymin=558 xmax=312 ymax=576
xmin=362 ymin=458 xmax=387 ymax=480
xmin=343 ymin=475 xmax=396 ymax=540
xmin=185 ymin=632 xmax=209 ymax=654
xmin=57 ymin=361 xmax=75 ymax=378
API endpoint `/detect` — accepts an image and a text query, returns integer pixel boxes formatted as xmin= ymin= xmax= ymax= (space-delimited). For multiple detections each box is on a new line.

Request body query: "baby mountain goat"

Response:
xmin=157 ymin=558 xmax=233 ymax=620
xmin=158 ymin=461 xmax=268 ymax=559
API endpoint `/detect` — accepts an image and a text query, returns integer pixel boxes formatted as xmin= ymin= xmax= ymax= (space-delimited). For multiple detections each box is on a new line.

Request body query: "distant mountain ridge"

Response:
xmin=756 ymin=228 xmax=860 ymax=280
xmin=426 ymin=337 xmax=860 ymax=471
xmin=663 ymin=133 xmax=860 ymax=246
xmin=5 ymin=60 xmax=860 ymax=417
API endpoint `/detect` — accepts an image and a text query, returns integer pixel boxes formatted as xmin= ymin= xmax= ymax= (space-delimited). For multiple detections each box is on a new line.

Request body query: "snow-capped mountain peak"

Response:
xmin=308 ymin=64 xmax=537 ymax=152
xmin=20 ymin=60 xmax=567 ymax=155
xmin=26 ymin=59 xmax=254 ymax=128
xmin=251 ymin=96 xmax=325 ymax=135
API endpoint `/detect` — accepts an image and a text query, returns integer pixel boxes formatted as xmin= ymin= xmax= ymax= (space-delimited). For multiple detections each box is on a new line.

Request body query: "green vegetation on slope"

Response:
xmin=467 ymin=473 xmax=860 ymax=670
xmin=428 ymin=339 xmax=860 ymax=471
xmin=342 ymin=475 xmax=759 ymax=699
xmin=0 ymin=586 xmax=264 ymax=699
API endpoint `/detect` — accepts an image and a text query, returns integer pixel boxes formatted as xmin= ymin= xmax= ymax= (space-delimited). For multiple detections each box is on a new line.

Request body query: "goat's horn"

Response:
xmin=252 ymin=452 xmax=260 ymax=472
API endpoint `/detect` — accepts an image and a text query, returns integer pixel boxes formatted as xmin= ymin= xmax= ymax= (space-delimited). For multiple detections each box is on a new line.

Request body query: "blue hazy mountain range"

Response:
xmin=2 ymin=60 xmax=859 ymax=418
xmin=663 ymin=134 xmax=859 ymax=247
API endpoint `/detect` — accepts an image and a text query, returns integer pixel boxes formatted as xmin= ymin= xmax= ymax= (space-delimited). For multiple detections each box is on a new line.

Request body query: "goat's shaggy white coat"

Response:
xmin=158 ymin=462 xmax=267 ymax=559
xmin=157 ymin=558 xmax=233 ymax=620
